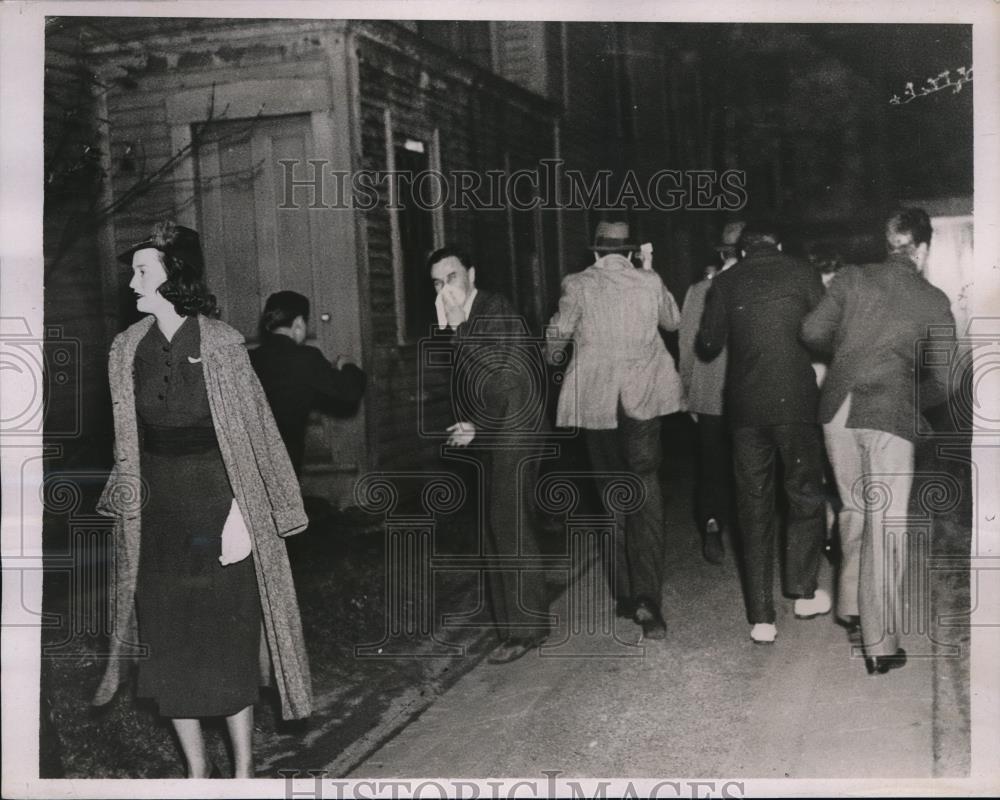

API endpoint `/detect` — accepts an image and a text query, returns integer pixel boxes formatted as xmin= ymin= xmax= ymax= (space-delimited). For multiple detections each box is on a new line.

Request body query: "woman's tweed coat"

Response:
xmin=93 ymin=314 xmax=312 ymax=719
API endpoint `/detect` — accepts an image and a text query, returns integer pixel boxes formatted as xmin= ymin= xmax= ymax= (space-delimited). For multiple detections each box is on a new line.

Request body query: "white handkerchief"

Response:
xmin=435 ymin=293 xmax=448 ymax=329
xmin=218 ymin=501 xmax=252 ymax=566
xmin=187 ymin=355 xmax=202 ymax=364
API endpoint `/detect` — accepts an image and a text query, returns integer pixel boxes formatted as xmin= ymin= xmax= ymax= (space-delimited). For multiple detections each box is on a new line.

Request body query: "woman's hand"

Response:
xmin=219 ymin=499 xmax=253 ymax=566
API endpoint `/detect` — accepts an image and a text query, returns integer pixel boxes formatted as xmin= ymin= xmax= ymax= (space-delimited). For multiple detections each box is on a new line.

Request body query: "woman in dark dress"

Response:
xmin=121 ymin=222 xmax=264 ymax=777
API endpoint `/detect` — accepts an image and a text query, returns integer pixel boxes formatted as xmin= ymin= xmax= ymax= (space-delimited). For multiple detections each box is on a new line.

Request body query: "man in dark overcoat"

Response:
xmin=698 ymin=220 xmax=829 ymax=644
xmin=429 ymin=247 xmax=551 ymax=664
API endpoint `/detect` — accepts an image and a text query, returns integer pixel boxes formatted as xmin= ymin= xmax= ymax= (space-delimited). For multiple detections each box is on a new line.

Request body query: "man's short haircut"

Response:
xmin=886 ymin=208 xmax=933 ymax=254
xmin=426 ymin=246 xmax=474 ymax=273
xmin=738 ymin=219 xmax=782 ymax=252
xmin=260 ymin=290 xmax=310 ymax=335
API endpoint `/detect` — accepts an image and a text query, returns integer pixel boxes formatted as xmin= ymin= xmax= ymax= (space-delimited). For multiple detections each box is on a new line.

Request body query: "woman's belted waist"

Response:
xmin=141 ymin=424 xmax=218 ymax=455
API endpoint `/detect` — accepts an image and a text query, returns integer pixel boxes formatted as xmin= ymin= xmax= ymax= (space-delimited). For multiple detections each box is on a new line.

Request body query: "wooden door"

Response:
xmin=194 ymin=113 xmax=362 ymax=502
xmin=194 ymin=114 xmax=322 ymax=341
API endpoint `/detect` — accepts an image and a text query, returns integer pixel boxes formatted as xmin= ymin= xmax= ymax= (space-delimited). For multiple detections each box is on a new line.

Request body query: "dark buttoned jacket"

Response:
xmin=698 ymin=246 xmax=824 ymax=429
xmin=451 ymin=289 xmax=547 ymax=441
xmin=250 ymin=334 xmax=367 ymax=473
xmin=800 ymin=253 xmax=955 ymax=442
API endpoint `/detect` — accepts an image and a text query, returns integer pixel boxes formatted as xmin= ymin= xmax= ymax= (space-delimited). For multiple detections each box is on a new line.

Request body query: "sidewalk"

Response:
xmin=346 ymin=503 xmax=937 ymax=779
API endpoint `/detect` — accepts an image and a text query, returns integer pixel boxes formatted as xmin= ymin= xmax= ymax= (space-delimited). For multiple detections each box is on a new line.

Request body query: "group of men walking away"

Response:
xmin=424 ymin=208 xmax=954 ymax=674
xmin=681 ymin=208 xmax=951 ymax=670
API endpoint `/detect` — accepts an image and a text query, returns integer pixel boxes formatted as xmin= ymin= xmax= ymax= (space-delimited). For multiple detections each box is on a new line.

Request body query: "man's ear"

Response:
xmin=467 ymin=266 xmax=477 ymax=288
xmin=294 ymin=315 xmax=308 ymax=343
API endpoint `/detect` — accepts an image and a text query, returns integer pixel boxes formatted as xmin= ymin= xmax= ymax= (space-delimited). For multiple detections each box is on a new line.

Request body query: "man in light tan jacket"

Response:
xmin=547 ymin=221 xmax=682 ymax=640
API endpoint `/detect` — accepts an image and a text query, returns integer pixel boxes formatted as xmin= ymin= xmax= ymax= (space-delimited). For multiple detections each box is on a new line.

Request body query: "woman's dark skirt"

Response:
xmin=135 ymin=430 xmax=261 ymax=718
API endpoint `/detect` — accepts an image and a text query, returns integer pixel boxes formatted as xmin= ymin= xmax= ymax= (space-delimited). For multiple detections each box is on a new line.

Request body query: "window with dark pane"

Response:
xmin=395 ymin=137 xmax=437 ymax=341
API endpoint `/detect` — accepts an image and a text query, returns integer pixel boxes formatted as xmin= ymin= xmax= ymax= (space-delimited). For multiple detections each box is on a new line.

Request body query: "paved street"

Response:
xmin=345 ymin=448 xmax=938 ymax=780
xmin=39 ymin=422 xmax=966 ymax=781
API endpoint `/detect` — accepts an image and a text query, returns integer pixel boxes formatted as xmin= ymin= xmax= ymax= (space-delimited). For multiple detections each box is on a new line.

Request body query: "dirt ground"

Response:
xmin=39 ymin=478 xmax=574 ymax=779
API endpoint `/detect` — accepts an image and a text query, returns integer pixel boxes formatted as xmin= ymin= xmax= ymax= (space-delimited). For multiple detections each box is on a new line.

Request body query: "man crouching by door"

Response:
xmin=250 ymin=290 xmax=366 ymax=478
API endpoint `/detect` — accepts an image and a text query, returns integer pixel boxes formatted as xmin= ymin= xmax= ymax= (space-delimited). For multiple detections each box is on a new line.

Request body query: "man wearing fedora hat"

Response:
xmin=678 ymin=220 xmax=744 ymax=565
xmin=547 ymin=220 xmax=683 ymax=640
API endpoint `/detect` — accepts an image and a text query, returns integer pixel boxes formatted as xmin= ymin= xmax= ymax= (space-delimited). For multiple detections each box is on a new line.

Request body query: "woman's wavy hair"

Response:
xmin=147 ymin=221 xmax=219 ymax=318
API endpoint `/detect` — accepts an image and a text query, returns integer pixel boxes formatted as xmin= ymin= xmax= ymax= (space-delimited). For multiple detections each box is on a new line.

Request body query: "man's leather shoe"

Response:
xmin=702 ymin=519 xmax=724 ymax=564
xmin=487 ymin=636 xmax=545 ymax=665
xmin=633 ymin=599 xmax=667 ymax=640
xmin=837 ymin=615 xmax=862 ymax=643
xmin=615 ymin=598 xmax=635 ymax=619
xmin=865 ymin=648 xmax=907 ymax=675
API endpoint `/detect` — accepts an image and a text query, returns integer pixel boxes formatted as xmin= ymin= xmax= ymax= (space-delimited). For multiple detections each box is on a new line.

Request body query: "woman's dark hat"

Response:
xmin=117 ymin=223 xmax=205 ymax=270
xmin=591 ymin=221 xmax=637 ymax=252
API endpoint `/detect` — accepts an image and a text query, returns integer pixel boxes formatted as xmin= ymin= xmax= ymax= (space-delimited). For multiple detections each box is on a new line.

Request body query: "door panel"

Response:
xmin=194 ymin=113 xmax=350 ymax=490
xmin=271 ymin=132 xmax=317 ymax=303
xmin=195 ymin=114 xmax=315 ymax=344
xmin=216 ymin=132 xmax=261 ymax=338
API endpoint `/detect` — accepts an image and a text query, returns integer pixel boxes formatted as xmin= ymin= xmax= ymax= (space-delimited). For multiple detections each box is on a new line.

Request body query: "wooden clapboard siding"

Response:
xmin=353 ymin=25 xmax=557 ymax=473
xmin=70 ymin=18 xmax=574 ymax=487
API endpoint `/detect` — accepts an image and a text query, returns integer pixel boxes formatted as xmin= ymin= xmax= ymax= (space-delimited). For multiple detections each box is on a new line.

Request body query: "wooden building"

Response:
xmin=46 ymin=18 xmax=920 ymax=505
xmin=69 ymin=18 xmax=617 ymax=504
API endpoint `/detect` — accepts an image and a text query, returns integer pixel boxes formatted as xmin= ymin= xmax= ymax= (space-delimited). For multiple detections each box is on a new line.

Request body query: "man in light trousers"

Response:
xmin=801 ymin=208 xmax=954 ymax=675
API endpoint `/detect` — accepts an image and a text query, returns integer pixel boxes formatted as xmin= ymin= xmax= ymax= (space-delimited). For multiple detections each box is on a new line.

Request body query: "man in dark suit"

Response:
xmin=698 ymin=220 xmax=829 ymax=644
xmin=801 ymin=208 xmax=955 ymax=675
xmin=429 ymin=247 xmax=550 ymax=664
xmin=250 ymin=291 xmax=366 ymax=476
